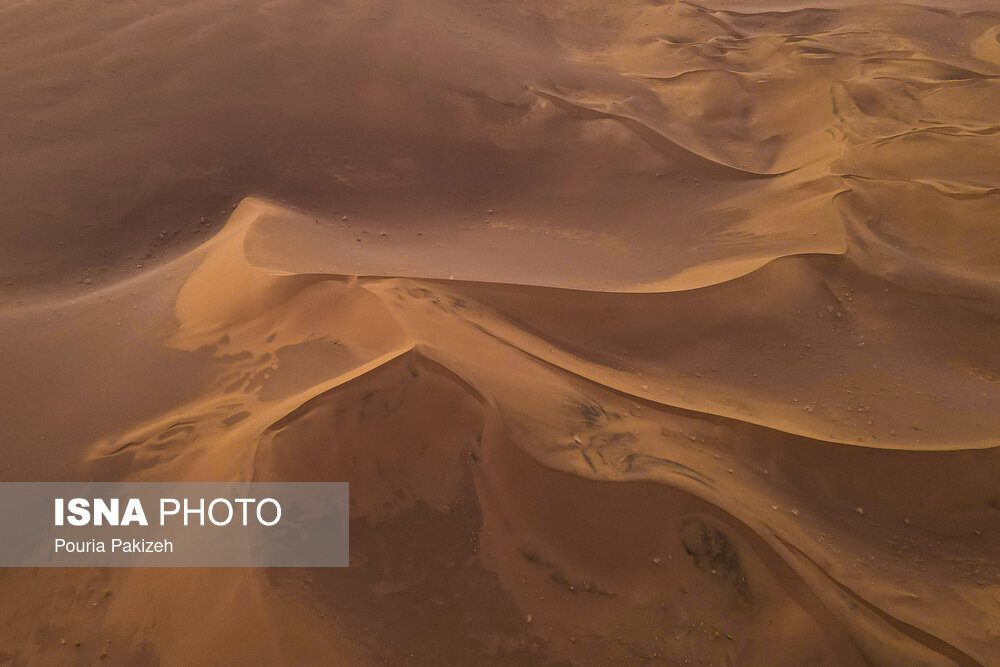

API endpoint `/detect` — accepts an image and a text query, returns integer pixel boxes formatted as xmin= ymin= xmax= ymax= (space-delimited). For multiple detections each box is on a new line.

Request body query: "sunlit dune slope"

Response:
xmin=2 ymin=0 xmax=1000 ymax=665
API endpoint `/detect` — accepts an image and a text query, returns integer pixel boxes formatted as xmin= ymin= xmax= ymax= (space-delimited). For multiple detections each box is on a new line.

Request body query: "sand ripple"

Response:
xmin=2 ymin=1 xmax=999 ymax=664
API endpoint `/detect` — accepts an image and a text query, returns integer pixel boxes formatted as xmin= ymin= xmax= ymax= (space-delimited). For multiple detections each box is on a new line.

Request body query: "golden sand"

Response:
xmin=1 ymin=1 xmax=999 ymax=664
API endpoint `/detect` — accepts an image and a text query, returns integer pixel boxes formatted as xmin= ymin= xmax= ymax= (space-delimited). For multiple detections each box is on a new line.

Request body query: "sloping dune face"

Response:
xmin=2 ymin=1 xmax=1000 ymax=665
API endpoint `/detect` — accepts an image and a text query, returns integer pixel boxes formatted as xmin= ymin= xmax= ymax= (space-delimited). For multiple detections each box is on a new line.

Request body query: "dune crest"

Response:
xmin=2 ymin=0 xmax=1000 ymax=665
xmin=67 ymin=185 xmax=998 ymax=665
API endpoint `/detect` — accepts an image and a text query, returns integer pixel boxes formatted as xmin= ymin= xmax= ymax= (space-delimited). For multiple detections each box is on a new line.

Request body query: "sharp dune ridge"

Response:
xmin=2 ymin=0 xmax=1000 ymax=665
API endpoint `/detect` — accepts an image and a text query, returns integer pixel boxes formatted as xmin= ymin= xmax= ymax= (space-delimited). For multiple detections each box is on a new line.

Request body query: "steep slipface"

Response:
xmin=1 ymin=0 xmax=999 ymax=665
xmin=53 ymin=189 xmax=995 ymax=665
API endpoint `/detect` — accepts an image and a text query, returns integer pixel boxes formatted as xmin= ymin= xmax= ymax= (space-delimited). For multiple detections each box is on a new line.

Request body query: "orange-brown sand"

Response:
xmin=2 ymin=0 xmax=1000 ymax=665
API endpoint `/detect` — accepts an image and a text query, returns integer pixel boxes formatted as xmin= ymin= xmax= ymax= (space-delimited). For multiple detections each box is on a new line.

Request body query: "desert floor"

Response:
xmin=2 ymin=0 xmax=1000 ymax=665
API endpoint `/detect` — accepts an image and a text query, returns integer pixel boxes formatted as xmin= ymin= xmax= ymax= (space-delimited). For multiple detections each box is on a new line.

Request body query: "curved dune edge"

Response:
xmin=188 ymin=198 xmax=833 ymax=440
xmin=246 ymin=353 xmax=989 ymax=666
xmin=87 ymin=341 xmax=998 ymax=666
xmin=3 ymin=0 xmax=1000 ymax=664
xmin=232 ymin=194 xmax=848 ymax=294
xmin=157 ymin=196 xmax=994 ymax=451
xmin=78 ymin=190 xmax=999 ymax=664
xmin=527 ymin=87 xmax=794 ymax=178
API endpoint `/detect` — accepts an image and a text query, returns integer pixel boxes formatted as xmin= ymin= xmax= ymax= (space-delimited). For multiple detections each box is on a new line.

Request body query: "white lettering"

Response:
xmin=160 ymin=498 xmax=180 ymax=524
xmin=67 ymin=498 xmax=90 ymax=526
xmin=257 ymin=498 xmax=281 ymax=526
xmin=92 ymin=498 xmax=117 ymax=526
xmin=183 ymin=498 xmax=205 ymax=526
xmin=208 ymin=498 xmax=233 ymax=526
xmin=121 ymin=498 xmax=148 ymax=526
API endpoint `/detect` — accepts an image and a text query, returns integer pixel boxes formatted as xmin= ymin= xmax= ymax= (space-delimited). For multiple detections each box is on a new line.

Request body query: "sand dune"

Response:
xmin=2 ymin=0 xmax=999 ymax=665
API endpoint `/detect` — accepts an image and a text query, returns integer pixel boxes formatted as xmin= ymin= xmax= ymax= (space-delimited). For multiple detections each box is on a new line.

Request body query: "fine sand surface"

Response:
xmin=2 ymin=0 xmax=1000 ymax=665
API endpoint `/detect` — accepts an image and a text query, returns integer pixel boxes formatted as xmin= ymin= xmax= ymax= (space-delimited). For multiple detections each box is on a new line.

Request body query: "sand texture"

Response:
xmin=2 ymin=0 xmax=1000 ymax=665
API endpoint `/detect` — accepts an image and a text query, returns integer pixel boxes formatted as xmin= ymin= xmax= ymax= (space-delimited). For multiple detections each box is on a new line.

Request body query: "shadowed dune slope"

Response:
xmin=2 ymin=0 xmax=1000 ymax=665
